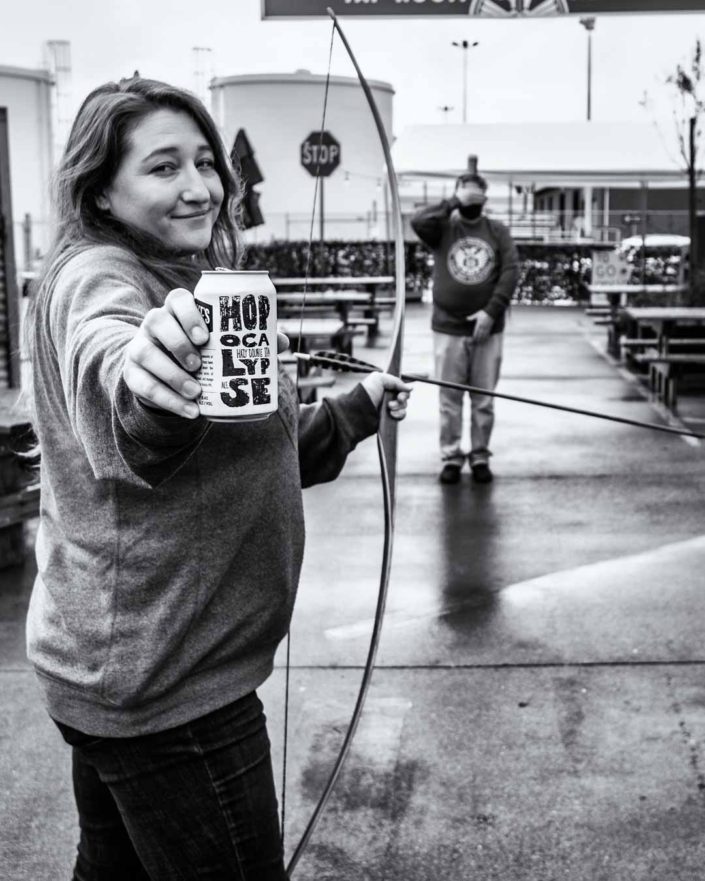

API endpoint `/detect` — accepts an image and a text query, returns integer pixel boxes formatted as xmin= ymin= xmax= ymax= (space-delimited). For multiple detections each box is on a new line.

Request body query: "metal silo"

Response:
xmin=211 ymin=70 xmax=394 ymax=242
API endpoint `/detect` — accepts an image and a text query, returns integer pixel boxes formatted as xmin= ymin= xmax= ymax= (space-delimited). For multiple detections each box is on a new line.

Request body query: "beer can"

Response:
xmin=193 ymin=269 xmax=278 ymax=422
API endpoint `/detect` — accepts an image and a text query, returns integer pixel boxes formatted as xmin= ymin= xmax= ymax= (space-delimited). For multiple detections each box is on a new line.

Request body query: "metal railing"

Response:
xmin=15 ymin=209 xmax=696 ymax=251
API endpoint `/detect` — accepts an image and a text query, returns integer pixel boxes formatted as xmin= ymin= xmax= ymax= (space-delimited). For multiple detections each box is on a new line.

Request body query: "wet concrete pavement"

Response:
xmin=2 ymin=303 xmax=705 ymax=880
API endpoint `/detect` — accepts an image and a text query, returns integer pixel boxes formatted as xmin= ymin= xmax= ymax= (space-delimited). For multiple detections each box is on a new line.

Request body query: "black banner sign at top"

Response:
xmin=261 ymin=0 xmax=705 ymax=18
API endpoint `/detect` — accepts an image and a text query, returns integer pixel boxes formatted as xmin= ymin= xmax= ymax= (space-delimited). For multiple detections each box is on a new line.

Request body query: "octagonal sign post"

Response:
xmin=301 ymin=131 xmax=341 ymax=241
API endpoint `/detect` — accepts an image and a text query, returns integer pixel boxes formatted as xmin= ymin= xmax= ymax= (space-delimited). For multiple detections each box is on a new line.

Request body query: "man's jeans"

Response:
xmin=54 ymin=691 xmax=286 ymax=881
xmin=433 ymin=330 xmax=504 ymax=467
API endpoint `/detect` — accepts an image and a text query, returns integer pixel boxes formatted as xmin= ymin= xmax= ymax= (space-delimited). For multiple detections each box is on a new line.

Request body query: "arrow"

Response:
xmin=294 ymin=350 xmax=705 ymax=442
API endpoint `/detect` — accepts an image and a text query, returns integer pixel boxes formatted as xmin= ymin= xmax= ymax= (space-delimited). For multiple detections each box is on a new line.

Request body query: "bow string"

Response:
xmin=284 ymin=7 xmax=407 ymax=875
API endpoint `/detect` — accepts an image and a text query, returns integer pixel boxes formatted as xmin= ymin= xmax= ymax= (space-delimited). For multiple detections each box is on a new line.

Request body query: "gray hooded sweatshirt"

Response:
xmin=27 ymin=244 xmax=378 ymax=737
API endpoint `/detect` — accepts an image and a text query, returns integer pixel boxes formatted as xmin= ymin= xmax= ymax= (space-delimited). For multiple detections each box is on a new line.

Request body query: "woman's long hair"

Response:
xmin=39 ymin=76 xmax=244 ymax=291
xmin=23 ymin=77 xmax=245 ymax=460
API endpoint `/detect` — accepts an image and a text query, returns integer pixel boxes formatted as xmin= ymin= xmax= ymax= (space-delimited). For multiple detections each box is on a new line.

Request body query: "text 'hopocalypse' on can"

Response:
xmin=193 ymin=269 xmax=278 ymax=422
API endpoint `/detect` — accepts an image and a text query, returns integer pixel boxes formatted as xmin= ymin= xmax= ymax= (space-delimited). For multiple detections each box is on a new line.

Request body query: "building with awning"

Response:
xmin=392 ymin=121 xmax=702 ymax=243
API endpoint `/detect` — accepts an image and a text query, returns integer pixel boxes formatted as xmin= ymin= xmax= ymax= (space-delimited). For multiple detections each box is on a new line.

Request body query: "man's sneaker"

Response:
xmin=439 ymin=463 xmax=462 ymax=485
xmin=471 ymin=463 xmax=493 ymax=484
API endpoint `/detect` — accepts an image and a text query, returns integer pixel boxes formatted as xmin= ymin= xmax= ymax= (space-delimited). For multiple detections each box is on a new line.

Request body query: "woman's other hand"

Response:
xmin=123 ymin=288 xmax=208 ymax=419
xmin=361 ymin=373 xmax=412 ymax=422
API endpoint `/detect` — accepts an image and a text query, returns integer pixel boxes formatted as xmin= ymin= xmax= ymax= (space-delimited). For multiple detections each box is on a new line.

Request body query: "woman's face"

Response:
xmin=97 ymin=108 xmax=225 ymax=253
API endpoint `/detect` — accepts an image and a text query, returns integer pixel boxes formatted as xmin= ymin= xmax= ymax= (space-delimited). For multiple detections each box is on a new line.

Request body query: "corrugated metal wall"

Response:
xmin=0 ymin=107 xmax=20 ymax=389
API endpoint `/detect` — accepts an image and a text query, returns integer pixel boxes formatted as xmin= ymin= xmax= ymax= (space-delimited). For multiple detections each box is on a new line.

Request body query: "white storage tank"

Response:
xmin=211 ymin=70 xmax=394 ymax=241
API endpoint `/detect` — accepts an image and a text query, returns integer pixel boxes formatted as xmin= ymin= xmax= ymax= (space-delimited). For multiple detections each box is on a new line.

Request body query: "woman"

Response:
xmin=26 ymin=77 xmax=410 ymax=881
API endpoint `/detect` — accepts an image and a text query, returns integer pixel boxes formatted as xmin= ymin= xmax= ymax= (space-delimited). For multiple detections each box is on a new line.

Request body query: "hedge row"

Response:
xmin=241 ymin=240 xmax=678 ymax=303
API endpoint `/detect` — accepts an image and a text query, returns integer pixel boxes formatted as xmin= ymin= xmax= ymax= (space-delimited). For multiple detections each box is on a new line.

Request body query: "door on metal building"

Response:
xmin=0 ymin=107 xmax=21 ymax=389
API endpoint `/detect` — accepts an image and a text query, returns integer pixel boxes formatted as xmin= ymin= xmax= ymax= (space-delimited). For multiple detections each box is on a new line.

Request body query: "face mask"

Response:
xmin=459 ymin=203 xmax=483 ymax=221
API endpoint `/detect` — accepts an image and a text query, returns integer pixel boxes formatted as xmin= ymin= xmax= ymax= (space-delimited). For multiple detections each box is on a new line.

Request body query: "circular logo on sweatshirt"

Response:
xmin=447 ymin=237 xmax=495 ymax=285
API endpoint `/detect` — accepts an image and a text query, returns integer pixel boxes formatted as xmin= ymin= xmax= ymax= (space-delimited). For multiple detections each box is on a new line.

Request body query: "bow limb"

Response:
xmin=285 ymin=8 xmax=406 ymax=876
xmin=325 ymin=9 xmax=406 ymax=501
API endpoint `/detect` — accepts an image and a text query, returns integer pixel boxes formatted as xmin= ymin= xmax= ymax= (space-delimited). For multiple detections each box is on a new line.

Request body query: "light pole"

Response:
xmin=579 ymin=17 xmax=596 ymax=121
xmin=451 ymin=39 xmax=479 ymax=124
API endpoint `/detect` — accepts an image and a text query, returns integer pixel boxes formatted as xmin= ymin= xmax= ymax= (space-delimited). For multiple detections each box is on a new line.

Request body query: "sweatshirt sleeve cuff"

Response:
xmin=113 ymin=375 xmax=209 ymax=448
xmin=484 ymin=302 xmax=502 ymax=321
xmin=326 ymin=382 xmax=380 ymax=446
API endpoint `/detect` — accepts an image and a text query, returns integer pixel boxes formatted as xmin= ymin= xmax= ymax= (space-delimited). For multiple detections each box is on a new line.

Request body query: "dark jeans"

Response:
xmin=54 ymin=691 xmax=287 ymax=881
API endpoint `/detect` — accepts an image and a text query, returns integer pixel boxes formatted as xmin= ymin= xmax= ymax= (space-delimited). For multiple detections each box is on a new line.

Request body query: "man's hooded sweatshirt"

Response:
xmin=27 ymin=244 xmax=379 ymax=737
xmin=411 ymin=198 xmax=520 ymax=335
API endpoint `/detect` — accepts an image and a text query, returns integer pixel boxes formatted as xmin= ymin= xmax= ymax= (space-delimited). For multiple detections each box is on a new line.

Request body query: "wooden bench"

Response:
xmin=0 ymin=390 xmax=39 ymax=568
xmin=620 ymin=338 xmax=657 ymax=349
xmin=277 ymin=302 xmax=387 ymax=324
xmin=618 ymin=337 xmax=658 ymax=362
xmin=587 ymin=309 xmax=619 ymax=353
xmin=278 ymin=303 xmax=334 ymax=318
xmin=278 ymin=318 xmax=353 ymax=351
xmin=620 ymin=337 xmax=705 ymax=361
xmin=633 ymin=351 xmax=705 ymax=410
xmin=279 ymin=354 xmax=337 ymax=404
xmin=276 ymin=291 xmax=389 ymax=340
xmin=345 ymin=317 xmax=377 ymax=327
xmin=622 ymin=337 xmax=705 ymax=347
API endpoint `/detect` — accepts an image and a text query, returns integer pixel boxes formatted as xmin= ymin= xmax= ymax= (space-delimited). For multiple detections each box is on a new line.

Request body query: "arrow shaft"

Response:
xmin=403 ymin=373 xmax=704 ymax=441
xmin=294 ymin=352 xmax=705 ymax=442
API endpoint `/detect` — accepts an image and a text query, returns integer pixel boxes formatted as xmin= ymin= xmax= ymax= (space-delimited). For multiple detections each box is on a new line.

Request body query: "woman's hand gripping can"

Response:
xmin=193 ymin=269 xmax=278 ymax=421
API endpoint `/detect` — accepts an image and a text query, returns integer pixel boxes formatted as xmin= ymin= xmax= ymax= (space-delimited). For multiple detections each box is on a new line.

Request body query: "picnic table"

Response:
xmin=272 ymin=275 xmax=393 ymax=289
xmin=587 ymin=285 xmax=689 ymax=357
xmin=276 ymin=291 xmax=381 ymax=338
xmin=277 ymin=291 xmax=371 ymax=308
xmin=621 ymin=306 xmax=705 ymax=338
xmin=618 ymin=307 xmax=705 ymax=411
xmin=277 ymin=318 xmax=365 ymax=403
xmin=273 ymin=277 xmax=395 ymax=340
xmin=277 ymin=317 xmax=366 ymax=357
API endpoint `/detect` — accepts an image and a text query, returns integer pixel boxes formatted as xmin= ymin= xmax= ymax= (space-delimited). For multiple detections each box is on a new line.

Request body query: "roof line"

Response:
xmin=0 ymin=65 xmax=53 ymax=84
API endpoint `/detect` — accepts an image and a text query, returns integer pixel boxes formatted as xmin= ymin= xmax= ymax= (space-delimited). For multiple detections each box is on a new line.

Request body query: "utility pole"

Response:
xmin=580 ymin=17 xmax=596 ymax=121
xmin=451 ymin=39 xmax=479 ymax=124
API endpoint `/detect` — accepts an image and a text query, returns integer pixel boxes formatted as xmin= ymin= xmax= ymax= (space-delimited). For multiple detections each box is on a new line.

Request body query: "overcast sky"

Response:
xmin=2 ymin=0 xmax=704 ymax=138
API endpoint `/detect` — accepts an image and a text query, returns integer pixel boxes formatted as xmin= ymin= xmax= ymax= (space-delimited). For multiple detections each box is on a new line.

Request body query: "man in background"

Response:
xmin=411 ymin=171 xmax=519 ymax=484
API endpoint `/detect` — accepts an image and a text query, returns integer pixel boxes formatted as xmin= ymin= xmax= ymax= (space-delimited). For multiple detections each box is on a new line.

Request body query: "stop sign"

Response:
xmin=300 ymin=131 xmax=341 ymax=178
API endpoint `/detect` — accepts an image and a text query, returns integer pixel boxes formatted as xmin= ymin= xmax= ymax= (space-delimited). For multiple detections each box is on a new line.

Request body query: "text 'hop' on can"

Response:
xmin=194 ymin=269 xmax=278 ymax=422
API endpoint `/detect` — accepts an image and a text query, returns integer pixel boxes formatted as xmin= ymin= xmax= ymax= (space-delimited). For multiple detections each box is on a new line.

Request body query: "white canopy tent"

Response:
xmin=391 ymin=121 xmax=690 ymax=240
xmin=391 ymin=121 xmax=685 ymax=187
